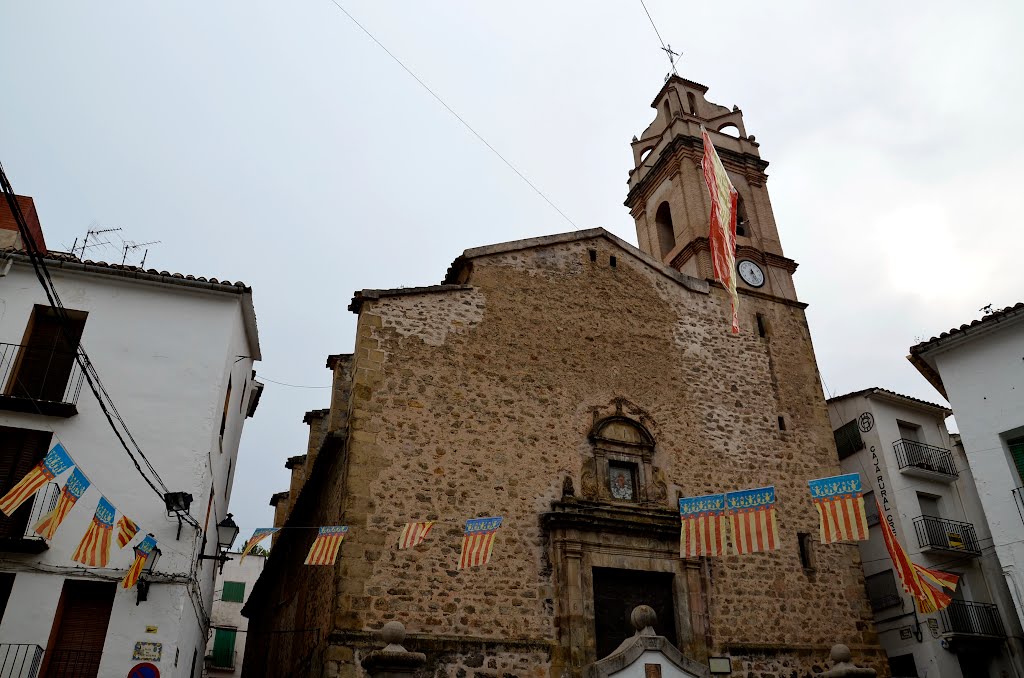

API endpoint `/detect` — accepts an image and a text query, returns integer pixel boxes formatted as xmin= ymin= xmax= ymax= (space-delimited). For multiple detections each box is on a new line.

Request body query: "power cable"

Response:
xmin=322 ymin=0 xmax=580 ymax=231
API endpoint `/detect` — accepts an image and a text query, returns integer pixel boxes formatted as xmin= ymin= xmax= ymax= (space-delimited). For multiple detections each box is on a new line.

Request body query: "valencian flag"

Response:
xmin=33 ymin=467 xmax=90 ymax=540
xmin=240 ymin=528 xmax=279 ymax=562
xmin=876 ymin=500 xmax=958 ymax=613
xmin=72 ymin=496 xmax=115 ymax=567
xmin=701 ymin=127 xmax=740 ymax=334
xmin=726 ymin=487 xmax=778 ymax=555
xmin=0 ymin=443 xmax=75 ymax=516
xmin=116 ymin=515 xmax=139 ymax=549
xmin=398 ymin=521 xmax=434 ymax=550
xmin=808 ymin=473 xmax=870 ymax=544
xmin=122 ymin=534 xmax=158 ymax=589
xmin=458 ymin=517 xmax=502 ymax=569
xmin=678 ymin=494 xmax=727 ymax=558
xmin=304 ymin=526 xmax=348 ymax=566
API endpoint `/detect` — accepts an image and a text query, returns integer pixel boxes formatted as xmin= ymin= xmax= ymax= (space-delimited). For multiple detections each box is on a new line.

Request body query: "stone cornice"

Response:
xmin=671 ymin=238 xmax=799 ymax=274
xmin=542 ymin=499 xmax=681 ymax=540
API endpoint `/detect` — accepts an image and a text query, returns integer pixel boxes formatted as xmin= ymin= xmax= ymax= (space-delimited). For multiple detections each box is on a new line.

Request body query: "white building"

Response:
xmin=0 ymin=195 xmax=262 ymax=678
xmin=205 ymin=551 xmax=265 ymax=676
xmin=827 ymin=387 xmax=1022 ymax=678
xmin=908 ymin=303 xmax=1024 ymax=643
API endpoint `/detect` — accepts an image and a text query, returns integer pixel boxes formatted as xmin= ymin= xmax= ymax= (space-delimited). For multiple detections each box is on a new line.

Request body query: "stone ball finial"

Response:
xmin=831 ymin=644 xmax=852 ymax=664
xmin=631 ymin=605 xmax=657 ymax=636
xmin=381 ymin=621 xmax=406 ymax=650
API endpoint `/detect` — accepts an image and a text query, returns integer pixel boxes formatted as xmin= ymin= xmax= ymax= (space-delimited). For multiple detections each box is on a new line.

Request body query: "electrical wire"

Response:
xmin=259 ymin=377 xmax=332 ymax=389
xmin=322 ymin=0 xmax=581 ymax=232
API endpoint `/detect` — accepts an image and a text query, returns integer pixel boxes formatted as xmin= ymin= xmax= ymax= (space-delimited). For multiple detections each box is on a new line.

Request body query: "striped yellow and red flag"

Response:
xmin=701 ymin=127 xmax=740 ymax=334
xmin=808 ymin=473 xmax=869 ymax=544
xmin=116 ymin=515 xmax=139 ymax=549
xmin=72 ymin=497 xmax=115 ymax=567
xmin=398 ymin=521 xmax=434 ymax=550
xmin=122 ymin=534 xmax=158 ymax=589
xmin=726 ymin=487 xmax=778 ymax=555
xmin=240 ymin=528 xmax=279 ymax=562
xmin=0 ymin=443 xmax=74 ymax=516
xmin=304 ymin=526 xmax=348 ymax=566
xmin=33 ymin=468 xmax=90 ymax=540
xmin=877 ymin=500 xmax=958 ymax=613
xmin=458 ymin=517 xmax=502 ymax=569
xmin=679 ymin=494 xmax=727 ymax=558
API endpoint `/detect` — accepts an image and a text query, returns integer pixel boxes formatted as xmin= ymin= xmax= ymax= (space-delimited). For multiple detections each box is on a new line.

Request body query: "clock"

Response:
xmin=737 ymin=260 xmax=765 ymax=288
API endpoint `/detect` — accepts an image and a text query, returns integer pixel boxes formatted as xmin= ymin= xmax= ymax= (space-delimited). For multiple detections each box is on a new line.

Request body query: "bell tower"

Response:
xmin=625 ymin=75 xmax=798 ymax=301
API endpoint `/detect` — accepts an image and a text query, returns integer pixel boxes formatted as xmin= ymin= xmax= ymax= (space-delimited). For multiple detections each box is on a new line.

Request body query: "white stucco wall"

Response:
xmin=607 ymin=649 xmax=697 ymax=678
xmin=0 ymin=259 xmax=259 ymax=678
xmin=206 ymin=551 xmax=265 ymax=676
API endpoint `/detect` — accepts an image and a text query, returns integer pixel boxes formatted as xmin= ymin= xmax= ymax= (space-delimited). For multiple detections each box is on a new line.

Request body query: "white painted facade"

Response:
xmin=827 ymin=389 xmax=1022 ymax=678
xmin=910 ymin=308 xmax=1024 ymax=640
xmin=205 ymin=551 xmax=265 ymax=676
xmin=0 ymin=250 xmax=261 ymax=678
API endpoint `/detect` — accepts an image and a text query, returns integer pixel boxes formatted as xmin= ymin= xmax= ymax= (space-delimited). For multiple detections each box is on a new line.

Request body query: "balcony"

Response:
xmin=893 ymin=439 xmax=958 ymax=480
xmin=0 ymin=342 xmax=84 ymax=418
xmin=941 ymin=600 xmax=1005 ymax=640
xmin=0 ymin=483 xmax=59 ymax=554
xmin=913 ymin=515 xmax=981 ymax=556
xmin=0 ymin=644 xmax=42 ymax=678
xmin=40 ymin=649 xmax=103 ymax=678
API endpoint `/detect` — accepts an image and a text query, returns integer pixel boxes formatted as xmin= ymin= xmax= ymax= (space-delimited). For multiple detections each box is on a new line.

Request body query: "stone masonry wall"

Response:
xmin=324 ymin=234 xmax=885 ymax=678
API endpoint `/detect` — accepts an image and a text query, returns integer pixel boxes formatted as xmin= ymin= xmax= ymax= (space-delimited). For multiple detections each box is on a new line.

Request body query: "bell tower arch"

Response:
xmin=625 ymin=75 xmax=799 ymax=301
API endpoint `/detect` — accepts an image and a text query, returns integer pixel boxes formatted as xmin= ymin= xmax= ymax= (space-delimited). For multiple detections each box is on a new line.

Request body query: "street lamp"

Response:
xmin=136 ymin=546 xmax=162 ymax=606
xmin=198 ymin=514 xmax=240 ymax=573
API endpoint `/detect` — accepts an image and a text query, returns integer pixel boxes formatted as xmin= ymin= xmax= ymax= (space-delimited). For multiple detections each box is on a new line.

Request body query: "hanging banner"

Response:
xmin=458 ymin=517 xmax=502 ymax=569
xmin=0 ymin=443 xmax=75 ymax=516
xmin=240 ymin=528 xmax=279 ymax=562
xmin=34 ymin=467 xmax=90 ymax=540
xmin=808 ymin=473 xmax=869 ymax=544
xmin=117 ymin=515 xmax=140 ymax=549
xmin=701 ymin=127 xmax=740 ymax=334
xmin=398 ymin=521 xmax=434 ymax=550
xmin=725 ymin=487 xmax=777 ymax=555
xmin=72 ymin=496 xmax=115 ymax=567
xmin=678 ymin=494 xmax=727 ymax=558
xmin=122 ymin=534 xmax=158 ymax=589
xmin=304 ymin=526 xmax=348 ymax=566
xmin=876 ymin=499 xmax=958 ymax=613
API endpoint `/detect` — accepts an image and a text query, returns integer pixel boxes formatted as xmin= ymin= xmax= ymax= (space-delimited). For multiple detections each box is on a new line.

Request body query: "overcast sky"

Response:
xmin=3 ymin=2 xmax=1023 ymax=536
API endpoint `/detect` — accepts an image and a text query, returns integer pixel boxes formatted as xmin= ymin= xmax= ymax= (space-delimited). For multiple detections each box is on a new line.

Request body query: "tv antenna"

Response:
xmin=121 ymin=239 xmax=161 ymax=267
xmin=70 ymin=226 xmax=121 ymax=259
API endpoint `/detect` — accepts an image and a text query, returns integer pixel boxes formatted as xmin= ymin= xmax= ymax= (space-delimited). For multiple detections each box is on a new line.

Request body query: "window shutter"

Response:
xmin=1009 ymin=438 xmax=1024 ymax=484
xmin=222 ymin=581 xmax=245 ymax=602
xmin=45 ymin=580 xmax=116 ymax=677
xmin=833 ymin=420 xmax=864 ymax=459
xmin=212 ymin=628 xmax=237 ymax=668
xmin=0 ymin=426 xmax=52 ymax=539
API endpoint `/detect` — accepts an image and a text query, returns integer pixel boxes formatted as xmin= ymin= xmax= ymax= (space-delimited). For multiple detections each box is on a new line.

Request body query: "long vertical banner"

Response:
xmin=808 ymin=473 xmax=869 ymax=544
xmin=726 ymin=487 xmax=778 ymax=555
xmin=679 ymin=494 xmax=726 ymax=558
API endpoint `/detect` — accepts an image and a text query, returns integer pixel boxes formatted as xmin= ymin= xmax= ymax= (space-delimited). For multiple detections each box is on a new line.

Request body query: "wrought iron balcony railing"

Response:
xmin=893 ymin=439 xmax=958 ymax=478
xmin=913 ymin=515 xmax=981 ymax=555
xmin=0 ymin=342 xmax=84 ymax=417
xmin=941 ymin=600 xmax=1005 ymax=637
xmin=0 ymin=483 xmax=59 ymax=553
xmin=0 ymin=644 xmax=43 ymax=678
xmin=40 ymin=649 xmax=103 ymax=678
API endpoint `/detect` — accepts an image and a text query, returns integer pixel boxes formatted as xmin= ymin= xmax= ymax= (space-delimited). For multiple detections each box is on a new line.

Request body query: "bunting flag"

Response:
xmin=726 ymin=487 xmax=778 ymax=555
xmin=33 ymin=468 xmax=90 ymax=540
xmin=0 ymin=443 xmax=74 ymax=516
xmin=122 ymin=534 xmax=158 ymax=589
xmin=304 ymin=526 xmax=348 ymax=566
xmin=116 ymin=515 xmax=139 ymax=549
xmin=398 ymin=521 xmax=435 ymax=550
xmin=72 ymin=497 xmax=115 ymax=567
xmin=876 ymin=500 xmax=958 ymax=613
xmin=678 ymin=494 xmax=727 ymax=558
xmin=458 ymin=517 xmax=502 ymax=569
xmin=808 ymin=473 xmax=870 ymax=544
xmin=240 ymin=528 xmax=279 ymax=562
xmin=701 ymin=127 xmax=740 ymax=334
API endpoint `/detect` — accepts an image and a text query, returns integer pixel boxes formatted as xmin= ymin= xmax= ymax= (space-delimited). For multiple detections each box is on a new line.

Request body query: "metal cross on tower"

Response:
xmin=661 ymin=44 xmax=680 ymax=77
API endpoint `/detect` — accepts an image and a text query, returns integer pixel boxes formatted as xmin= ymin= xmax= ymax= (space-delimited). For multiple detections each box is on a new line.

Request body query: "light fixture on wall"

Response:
xmin=197 ymin=514 xmax=240 ymax=573
xmin=136 ymin=547 xmax=162 ymax=606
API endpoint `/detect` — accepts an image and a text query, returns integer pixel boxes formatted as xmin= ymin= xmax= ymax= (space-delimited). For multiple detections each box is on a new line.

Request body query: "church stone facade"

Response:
xmin=242 ymin=76 xmax=886 ymax=678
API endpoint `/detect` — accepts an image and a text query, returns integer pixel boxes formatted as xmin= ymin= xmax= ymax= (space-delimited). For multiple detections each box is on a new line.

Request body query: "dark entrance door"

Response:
xmin=592 ymin=567 xmax=676 ymax=660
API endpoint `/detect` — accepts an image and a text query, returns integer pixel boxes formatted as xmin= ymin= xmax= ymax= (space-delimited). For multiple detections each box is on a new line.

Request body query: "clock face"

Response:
xmin=737 ymin=260 xmax=765 ymax=288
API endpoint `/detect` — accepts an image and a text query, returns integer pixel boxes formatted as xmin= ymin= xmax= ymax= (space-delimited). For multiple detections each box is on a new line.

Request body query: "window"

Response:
xmin=755 ymin=313 xmax=768 ymax=338
xmin=5 ymin=305 xmax=87 ymax=403
xmin=593 ymin=567 xmax=676 ymax=660
xmin=608 ymin=462 xmax=637 ymax=501
xmin=211 ymin=628 xmax=237 ymax=669
xmin=0 ymin=426 xmax=52 ymax=540
xmin=778 ymin=415 xmax=787 ymax=431
xmin=222 ymin=581 xmax=245 ymax=602
xmin=663 ymin=100 xmax=671 ymax=122
xmin=798 ymin=532 xmax=814 ymax=571
xmin=833 ymin=420 xmax=864 ymax=459
xmin=655 ymin=202 xmax=675 ymax=258
xmin=687 ymin=92 xmax=697 ymax=115
xmin=897 ymin=421 xmax=921 ymax=443
xmin=42 ymin=580 xmax=116 ymax=678
xmin=1009 ymin=436 xmax=1024 ymax=483
xmin=866 ymin=570 xmax=901 ymax=611
xmin=863 ymin=492 xmax=880 ymax=526
xmin=918 ymin=493 xmax=941 ymax=518
xmin=219 ymin=377 xmax=232 ymax=441
xmin=888 ymin=653 xmax=918 ymax=678
xmin=736 ymin=195 xmax=749 ymax=237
